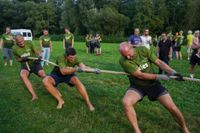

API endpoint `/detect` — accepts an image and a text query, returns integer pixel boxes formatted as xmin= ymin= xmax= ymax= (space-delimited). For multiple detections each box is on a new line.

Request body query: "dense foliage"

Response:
xmin=0 ymin=0 xmax=200 ymax=36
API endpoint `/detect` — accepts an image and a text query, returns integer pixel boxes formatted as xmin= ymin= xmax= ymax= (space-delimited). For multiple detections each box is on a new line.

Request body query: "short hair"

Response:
xmin=15 ymin=34 xmax=24 ymax=40
xmin=64 ymin=27 xmax=70 ymax=30
xmin=65 ymin=47 xmax=76 ymax=56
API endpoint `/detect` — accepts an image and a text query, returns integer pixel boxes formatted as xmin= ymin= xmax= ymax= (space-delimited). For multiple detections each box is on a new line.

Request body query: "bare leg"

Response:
xmin=158 ymin=94 xmax=190 ymax=133
xmin=70 ymin=77 xmax=94 ymax=111
xmin=43 ymin=76 xmax=64 ymax=109
xmin=10 ymin=59 xmax=13 ymax=66
xmin=189 ymin=65 xmax=195 ymax=78
xmin=20 ymin=70 xmax=38 ymax=101
xmin=3 ymin=57 xmax=7 ymax=66
xmin=176 ymin=52 xmax=179 ymax=60
xmin=179 ymin=52 xmax=182 ymax=60
xmin=38 ymin=70 xmax=46 ymax=79
xmin=122 ymin=90 xmax=142 ymax=133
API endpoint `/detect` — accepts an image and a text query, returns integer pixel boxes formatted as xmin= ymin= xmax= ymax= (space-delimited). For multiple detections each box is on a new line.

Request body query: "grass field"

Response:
xmin=0 ymin=41 xmax=200 ymax=133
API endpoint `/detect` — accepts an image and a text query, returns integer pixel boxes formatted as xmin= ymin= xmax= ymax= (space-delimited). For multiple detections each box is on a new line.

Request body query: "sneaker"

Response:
xmin=190 ymin=74 xmax=194 ymax=79
xmin=4 ymin=63 xmax=7 ymax=66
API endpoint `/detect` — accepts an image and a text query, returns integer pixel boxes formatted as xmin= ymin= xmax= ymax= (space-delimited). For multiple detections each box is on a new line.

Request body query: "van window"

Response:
xmin=28 ymin=33 xmax=31 ymax=37
xmin=23 ymin=32 xmax=27 ymax=37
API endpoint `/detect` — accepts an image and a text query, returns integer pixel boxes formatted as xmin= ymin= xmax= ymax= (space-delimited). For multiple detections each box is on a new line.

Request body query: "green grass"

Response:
xmin=0 ymin=41 xmax=200 ymax=133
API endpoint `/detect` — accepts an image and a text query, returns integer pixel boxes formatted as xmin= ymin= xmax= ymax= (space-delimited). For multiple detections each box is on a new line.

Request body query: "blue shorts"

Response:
xmin=50 ymin=73 xmax=76 ymax=87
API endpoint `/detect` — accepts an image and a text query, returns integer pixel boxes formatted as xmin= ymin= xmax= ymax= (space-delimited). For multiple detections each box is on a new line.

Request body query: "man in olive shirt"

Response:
xmin=0 ymin=27 xmax=15 ymax=66
xmin=13 ymin=35 xmax=46 ymax=101
xmin=43 ymin=48 xmax=98 ymax=110
xmin=63 ymin=27 xmax=74 ymax=50
xmin=40 ymin=29 xmax=52 ymax=66
xmin=119 ymin=42 xmax=189 ymax=133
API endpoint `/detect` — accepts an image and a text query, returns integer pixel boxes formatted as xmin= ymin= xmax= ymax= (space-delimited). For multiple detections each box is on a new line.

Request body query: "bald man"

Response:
xmin=119 ymin=42 xmax=190 ymax=133
xmin=13 ymin=35 xmax=46 ymax=101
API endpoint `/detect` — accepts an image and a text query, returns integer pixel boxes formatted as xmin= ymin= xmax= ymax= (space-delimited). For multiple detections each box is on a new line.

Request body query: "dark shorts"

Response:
xmin=190 ymin=51 xmax=200 ymax=65
xmin=96 ymin=42 xmax=101 ymax=48
xmin=2 ymin=48 xmax=13 ymax=59
xmin=50 ymin=73 xmax=76 ymax=87
xmin=21 ymin=62 xmax=43 ymax=76
xmin=175 ymin=46 xmax=181 ymax=51
xmin=65 ymin=43 xmax=72 ymax=49
xmin=128 ymin=81 xmax=168 ymax=101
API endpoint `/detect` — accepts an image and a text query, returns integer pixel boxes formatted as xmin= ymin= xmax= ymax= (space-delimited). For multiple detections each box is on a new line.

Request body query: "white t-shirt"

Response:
xmin=141 ymin=35 xmax=152 ymax=49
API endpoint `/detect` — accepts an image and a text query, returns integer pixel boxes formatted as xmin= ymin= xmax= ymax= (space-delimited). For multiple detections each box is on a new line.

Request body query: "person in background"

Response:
xmin=141 ymin=29 xmax=152 ymax=49
xmin=186 ymin=30 xmax=194 ymax=60
xmin=128 ymin=28 xmax=142 ymax=47
xmin=189 ymin=30 xmax=200 ymax=79
xmin=39 ymin=29 xmax=52 ymax=67
xmin=175 ymin=31 xmax=184 ymax=60
xmin=157 ymin=33 xmax=172 ymax=74
xmin=63 ymin=27 xmax=74 ymax=50
xmin=95 ymin=34 xmax=102 ymax=55
xmin=0 ymin=27 xmax=15 ymax=66
xmin=172 ymin=32 xmax=179 ymax=59
xmin=85 ymin=34 xmax=91 ymax=54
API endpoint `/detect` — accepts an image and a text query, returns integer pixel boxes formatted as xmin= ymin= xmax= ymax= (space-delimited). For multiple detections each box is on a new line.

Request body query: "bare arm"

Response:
xmin=63 ymin=39 xmax=65 ymax=49
xmin=40 ymin=40 xmax=43 ymax=50
xmin=169 ymin=46 xmax=172 ymax=59
xmin=0 ymin=38 xmax=2 ymax=48
xmin=71 ymin=38 xmax=74 ymax=48
xmin=60 ymin=67 xmax=76 ymax=75
xmin=50 ymin=41 xmax=52 ymax=51
xmin=133 ymin=70 xmax=157 ymax=80
xmin=154 ymin=59 xmax=174 ymax=74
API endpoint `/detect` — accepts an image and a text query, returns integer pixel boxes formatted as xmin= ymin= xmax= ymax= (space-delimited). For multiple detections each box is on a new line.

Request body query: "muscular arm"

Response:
xmin=60 ymin=67 xmax=76 ymax=75
xmin=154 ymin=59 xmax=174 ymax=74
xmin=133 ymin=70 xmax=157 ymax=80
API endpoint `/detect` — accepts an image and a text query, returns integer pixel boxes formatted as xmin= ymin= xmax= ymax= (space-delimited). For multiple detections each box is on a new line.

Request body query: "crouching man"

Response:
xmin=43 ymin=48 xmax=97 ymax=110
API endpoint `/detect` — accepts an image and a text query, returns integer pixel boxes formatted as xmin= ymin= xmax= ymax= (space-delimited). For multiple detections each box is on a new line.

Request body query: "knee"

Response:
xmin=122 ymin=98 xmax=133 ymax=110
xmin=20 ymin=71 xmax=28 ymax=79
xmin=70 ymin=77 xmax=80 ymax=84
xmin=43 ymin=77 xmax=51 ymax=87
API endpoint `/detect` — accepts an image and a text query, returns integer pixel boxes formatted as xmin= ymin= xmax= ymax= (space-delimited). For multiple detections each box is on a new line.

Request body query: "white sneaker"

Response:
xmin=190 ymin=74 xmax=194 ymax=79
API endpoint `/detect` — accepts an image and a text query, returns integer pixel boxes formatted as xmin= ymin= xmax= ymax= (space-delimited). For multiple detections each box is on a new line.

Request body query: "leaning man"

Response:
xmin=119 ymin=42 xmax=190 ymax=133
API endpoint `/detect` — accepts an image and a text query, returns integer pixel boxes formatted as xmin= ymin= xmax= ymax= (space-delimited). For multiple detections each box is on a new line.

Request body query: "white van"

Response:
xmin=11 ymin=29 xmax=33 ymax=41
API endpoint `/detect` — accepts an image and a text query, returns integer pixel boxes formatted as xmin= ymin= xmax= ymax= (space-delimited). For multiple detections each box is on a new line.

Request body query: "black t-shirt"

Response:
xmin=158 ymin=39 xmax=172 ymax=58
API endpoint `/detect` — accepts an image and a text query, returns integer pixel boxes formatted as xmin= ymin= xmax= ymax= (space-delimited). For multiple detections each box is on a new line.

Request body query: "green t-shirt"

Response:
xmin=51 ymin=55 xmax=81 ymax=76
xmin=13 ymin=41 xmax=37 ymax=67
xmin=119 ymin=47 xmax=157 ymax=89
xmin=39 ymin=35 xmax=51 ymax=48
xmin=176 ymin=35 xmax=184 ymax=47
xmin=63 ymin=33 xmax=74 ymax=46
xmin=1 ymin=33 xmax=15 ymax=49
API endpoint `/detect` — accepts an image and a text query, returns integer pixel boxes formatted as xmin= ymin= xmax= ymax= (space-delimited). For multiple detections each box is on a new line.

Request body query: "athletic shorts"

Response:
xmin=21 ymin=62 xmax=43 ymax=76
xmin=2 ymin=48 xmax=13 ymax=59
xmin=128 ymin=81 xmax=168 ymax=101
xmin=190 ymin=52 xmax=200 ymax=65
xmin=175 ymin=46 xmax=181 ymax=51
xmin=50 ymin=73 xmax=76 ymax=87
xmin=96 ymin=42 xmax=101 ymax=48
